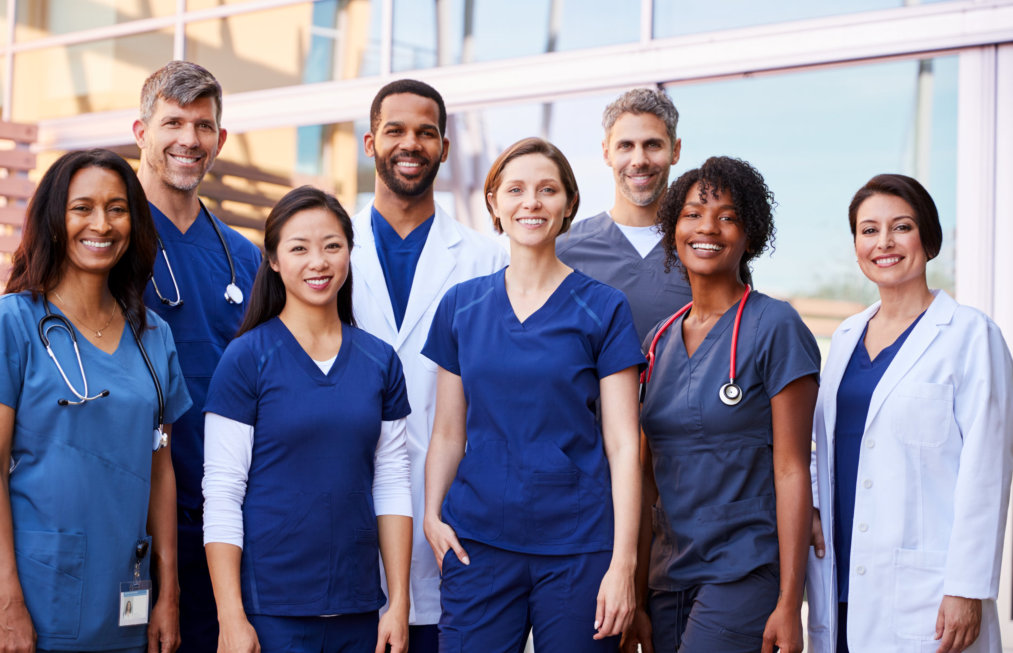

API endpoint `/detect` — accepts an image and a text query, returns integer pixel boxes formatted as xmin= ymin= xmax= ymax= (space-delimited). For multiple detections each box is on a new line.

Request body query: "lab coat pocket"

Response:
xmin=893 ymin=548 xmax=945 ymax=640
xmin=894 ymin=382 xmax=954 ymax=447
xmin=13 ymin=530 xmax=85 ymax=638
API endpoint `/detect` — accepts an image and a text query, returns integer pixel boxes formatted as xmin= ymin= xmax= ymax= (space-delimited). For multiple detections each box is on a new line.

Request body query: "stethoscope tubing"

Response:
xmin=150 ymin=200 xmax=241 ymax=307
xmin=641 ymin=284 xmax=752 ymax=404
xmin=39 ymin=298 xmax=165 ymax=431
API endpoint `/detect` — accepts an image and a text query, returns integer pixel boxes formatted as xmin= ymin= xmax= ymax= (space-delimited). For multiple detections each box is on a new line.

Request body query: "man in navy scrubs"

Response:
xmin=350 ymin=79 xmax=507 ymax=653
xmin=557 ymin=88 xmax=691 ymax=342
xmin=134 ymin=61 xmax=261 ymax=652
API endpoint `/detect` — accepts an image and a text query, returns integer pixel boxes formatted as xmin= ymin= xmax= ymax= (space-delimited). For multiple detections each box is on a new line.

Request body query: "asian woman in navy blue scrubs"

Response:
xmin=632 ymin=157 xmax=819 ymax=653
xmin=202 ymin=186 xmax=413 ymax=653
xmin=422 ymin=138 xmax=645 ymax=652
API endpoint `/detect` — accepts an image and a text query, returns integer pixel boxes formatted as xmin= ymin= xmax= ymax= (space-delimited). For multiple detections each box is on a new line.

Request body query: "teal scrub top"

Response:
xmin=0 ymin=292 xmax=191 ymax=651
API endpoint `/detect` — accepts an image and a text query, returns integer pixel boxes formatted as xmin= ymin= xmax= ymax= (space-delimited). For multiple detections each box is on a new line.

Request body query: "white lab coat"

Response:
xmin=350 ymin=203 xmax=508 ymax=625
xmin=807 ymin=290 xmax=1013 ymax=652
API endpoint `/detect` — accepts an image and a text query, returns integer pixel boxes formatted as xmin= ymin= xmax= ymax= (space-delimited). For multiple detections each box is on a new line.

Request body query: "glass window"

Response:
xmin=186 ymin=0 xmax=381 ymax=93
xmin=393 ymin=0 xmax=640 ymax=71
xmin=437 ymin=55 xmax=956 ymax=309
xmin=11 ymin=29 xmax=175 ymax=121
xmin=15 ymin=0 xmax=176 ymax=42
xmin=654 ymin=0 xmax=954 ymax=38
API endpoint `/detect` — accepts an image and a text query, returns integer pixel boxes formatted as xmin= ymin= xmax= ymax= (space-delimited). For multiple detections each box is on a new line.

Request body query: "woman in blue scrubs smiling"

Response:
xmin=202 ymin=186 xmax=413 ymax=653
xmin=634 ymin=156 xmax=819 ymax=653
xmin=422 ymin=137 xmax=645 ymax=652
xmin=0 ymin=149 xmax=190 ymax=653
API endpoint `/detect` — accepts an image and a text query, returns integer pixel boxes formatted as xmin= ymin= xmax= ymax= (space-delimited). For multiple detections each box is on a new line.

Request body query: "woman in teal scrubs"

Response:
xmin=0 ymin=150 xmax=190 ymax=652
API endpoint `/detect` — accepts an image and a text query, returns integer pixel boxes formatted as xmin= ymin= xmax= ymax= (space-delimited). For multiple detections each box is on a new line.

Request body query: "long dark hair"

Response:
xmin=6 ymin=149 xmax=156 ymax=331
xmin=237 ymin=186 xmax=355 ymax=337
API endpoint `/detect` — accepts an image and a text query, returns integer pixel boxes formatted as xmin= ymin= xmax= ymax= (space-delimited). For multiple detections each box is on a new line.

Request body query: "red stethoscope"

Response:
xmin=640 ymin=284 xmax=751 ymax=406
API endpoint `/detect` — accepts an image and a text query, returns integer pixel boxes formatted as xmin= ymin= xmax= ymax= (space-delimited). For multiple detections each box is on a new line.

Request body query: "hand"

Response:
xmin=217 ymin=613 xmax=260 ymax=653
xmin=593 ymin=563 xmax=635 ymax=641
xmin=0 ymin=594 xmax=36 ymax=653
xmin=619 ymin=607 xmax=654 ymax=653
xmin=935 ymin=595 xmax=982 ymax=653
xmin=423 ymin=515 xmax=469 ymax=571
xmin=761 ymin=600 xmax=803 ymax=653
xmin=375 ymin=607 xmax=408 ymax=653
xmin=811 ymin=509 xmax=825 ymax=559
xmin=147 ymin=594 xmax=180 ymax=653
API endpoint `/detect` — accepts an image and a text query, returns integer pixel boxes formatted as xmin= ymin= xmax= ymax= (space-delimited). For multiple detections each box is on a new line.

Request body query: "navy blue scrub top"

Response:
xmin=144 ymin=202 xmax=261 ymax=511
xmin=833 ymin=313 xmax=922 ymax=602
xmin=371 ymin=207 xmax=434 ymax=330
xmin=557 ymin=212 xmax=693 ymax=343
xmin=640 ymin=291 xmax=820 ymax=590
xmin=204 ymin=318 xmax=410 ymax=616
xmin=422 ymin=269 xmax=645 ymax=555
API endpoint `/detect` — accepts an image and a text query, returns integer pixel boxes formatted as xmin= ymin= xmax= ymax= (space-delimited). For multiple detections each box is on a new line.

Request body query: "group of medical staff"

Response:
xmin=0 ymin=62 xmax=1009 ymax=653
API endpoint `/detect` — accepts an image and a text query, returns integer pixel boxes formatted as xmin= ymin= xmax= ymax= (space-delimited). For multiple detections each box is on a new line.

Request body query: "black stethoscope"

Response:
xmin=38 ymin=299 xmax=168 ymax=451
xmin=641 ymin=284 xmax=751 ymax=406
xmin=150 ymin=200 xmax=244 ymax=307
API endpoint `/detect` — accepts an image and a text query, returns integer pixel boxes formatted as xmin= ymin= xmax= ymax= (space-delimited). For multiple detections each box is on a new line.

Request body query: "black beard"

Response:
xmin=375 ymin=154 xmax=441 ymax=197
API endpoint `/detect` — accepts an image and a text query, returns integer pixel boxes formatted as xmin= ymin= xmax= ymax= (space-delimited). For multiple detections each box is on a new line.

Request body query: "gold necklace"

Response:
xmin=52 ymin=291 xmax=118 ymax=338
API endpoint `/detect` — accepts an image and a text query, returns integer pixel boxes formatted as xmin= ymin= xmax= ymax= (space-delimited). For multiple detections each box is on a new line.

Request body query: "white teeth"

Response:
xmin=82 ymin=240 xmax=111 ymax=248
xmin=876 ymin=257 xmax=901 ymax=266
xmin=397 ymin=161 xmax=422 ymax=168
xmin=305 ymin=278 xmax=330 ymax=288
xmin=170 ymin=154 xmax=199 ymax=164
xmin=518 ymin=218 xmax=545 ymax=225
xmin=691 ymin=242 xmax=722 ymax=251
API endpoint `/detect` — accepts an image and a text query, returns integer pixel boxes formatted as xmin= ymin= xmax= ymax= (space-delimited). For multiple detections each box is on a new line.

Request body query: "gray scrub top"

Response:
xmin=640 ymin=291 xmax=819 ymax=590
xmin=557 ymin=212 xmax=692 ymax=343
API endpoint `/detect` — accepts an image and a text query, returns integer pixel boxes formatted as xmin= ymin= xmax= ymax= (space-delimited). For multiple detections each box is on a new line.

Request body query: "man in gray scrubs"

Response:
xmin=557 ymin=88 xmax=691 ymax=342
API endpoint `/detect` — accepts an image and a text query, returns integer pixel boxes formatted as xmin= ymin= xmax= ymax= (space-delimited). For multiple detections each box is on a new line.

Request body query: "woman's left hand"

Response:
xmin=147 ymin=595 xmax=181 ymax=653
xmin=375 ymin=607 xmax=408 ymax=653
xmin=761 ymin=600 xmax=803 ymax=653
xmin=935 ymin=595 xmax=982 ymax=653
xmin=593 ymin=563 xmax=635 ymax=640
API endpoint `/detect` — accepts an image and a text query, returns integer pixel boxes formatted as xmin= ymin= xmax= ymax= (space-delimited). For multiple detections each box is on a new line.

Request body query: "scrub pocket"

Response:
xmin=14 ymin=530 xmax=86 ymax=638
xmin=893 ymin=548 xmax=945 ymax=640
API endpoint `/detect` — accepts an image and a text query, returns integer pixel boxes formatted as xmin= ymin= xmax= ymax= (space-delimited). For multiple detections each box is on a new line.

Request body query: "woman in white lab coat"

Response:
xmin=806 ymin=173 xmax=1013 ymax=653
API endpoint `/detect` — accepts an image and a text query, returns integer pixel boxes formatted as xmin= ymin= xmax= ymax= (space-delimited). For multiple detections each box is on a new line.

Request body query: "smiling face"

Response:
xmin=487 ymin=153 xmax=576 ymax=251
xmin=63 ymin=166 xmax=132 ymax=279
xmin=604 ymin=111 xmax=680 ymax=210
xmin=364 ymin=93 xmax=449 ymax=198
xmin=853 ymin=193 xmax=928 ymax=291
xmin=133 ymin=95 xmax=226 ymax=194
xmin=674 ymin=182 xmax=748 ymax=283
xmin=269 ymin=206 xmax=350 ymax=311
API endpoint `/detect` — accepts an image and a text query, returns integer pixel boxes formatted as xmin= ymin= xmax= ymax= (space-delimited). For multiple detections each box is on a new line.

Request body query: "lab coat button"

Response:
xmin=863 ymin=479 xmax=873 ymax=489
xmin=856 ymin=565 xmax=866 ymax=575
xmin=866 ymin=439 xmax=875 ymax=449
xmin=858 ymin=523 xmax=869 ymax=532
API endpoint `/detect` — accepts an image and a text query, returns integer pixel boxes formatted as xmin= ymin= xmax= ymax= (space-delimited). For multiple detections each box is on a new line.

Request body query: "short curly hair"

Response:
xmin=658 ymin=156 xmax=776 ymax=285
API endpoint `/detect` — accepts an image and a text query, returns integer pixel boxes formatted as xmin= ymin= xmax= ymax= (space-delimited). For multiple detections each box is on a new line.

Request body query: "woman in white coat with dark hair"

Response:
xmin=807 ymin=173 xmax=1013 ymax=653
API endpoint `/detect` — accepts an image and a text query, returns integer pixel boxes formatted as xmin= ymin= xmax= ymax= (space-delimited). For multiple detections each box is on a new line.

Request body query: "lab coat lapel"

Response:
xmin=820 ymin=306 xmax=877 ymax=447
xmin=862 ymin=290 xmax=955 ymax=431
xmin=352 ymin=205 xmax=398 ymax=338
xmin=396 ymin=205 xmax=460 ymax=349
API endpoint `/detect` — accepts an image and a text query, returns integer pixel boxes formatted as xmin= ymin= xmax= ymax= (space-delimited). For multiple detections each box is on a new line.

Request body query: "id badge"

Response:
xmin=118 ymin=580 xmax=151 ymax=627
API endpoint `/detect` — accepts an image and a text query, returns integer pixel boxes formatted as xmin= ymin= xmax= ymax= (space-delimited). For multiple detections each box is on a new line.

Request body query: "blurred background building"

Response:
xmin=1 ymin=0 xmax=1012 ymax=641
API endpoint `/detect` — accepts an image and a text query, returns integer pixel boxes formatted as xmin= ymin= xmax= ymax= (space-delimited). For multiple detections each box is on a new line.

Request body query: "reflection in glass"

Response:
xmin=392 ymin=0 xmax=640 ymax=71
xmin=12 ymin=30 xmax=174 ymax=121
xmin=187 ymin=0 xmax=380 ymax=96
xmin=653 ymin=0 xmax=954 ymax=38
xmin=15 ymin=0 xmax=176 ymax=41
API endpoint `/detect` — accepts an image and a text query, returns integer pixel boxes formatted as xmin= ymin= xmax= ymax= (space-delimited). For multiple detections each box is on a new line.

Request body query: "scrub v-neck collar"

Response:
xmin=496 ymin=267 xmax=576 ymax=329
xmin=270 ymin=317 xmax=348 ymax=385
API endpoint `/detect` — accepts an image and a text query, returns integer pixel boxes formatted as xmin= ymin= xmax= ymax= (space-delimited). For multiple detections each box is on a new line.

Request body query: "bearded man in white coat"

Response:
xmin=349 ymin=79 xmax=508 ymax=653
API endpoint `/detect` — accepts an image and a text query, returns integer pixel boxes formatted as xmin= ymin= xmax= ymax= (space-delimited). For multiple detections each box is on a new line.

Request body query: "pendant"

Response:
xmin=96 ymin=330 xmax=104 ymax=338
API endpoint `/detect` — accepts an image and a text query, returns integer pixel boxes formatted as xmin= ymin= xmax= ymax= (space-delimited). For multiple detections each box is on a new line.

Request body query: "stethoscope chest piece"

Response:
xmin=719 ymin=382 xmax=743 ymax=406
xmin=224 ymin=283 xmax=244 ymax=305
